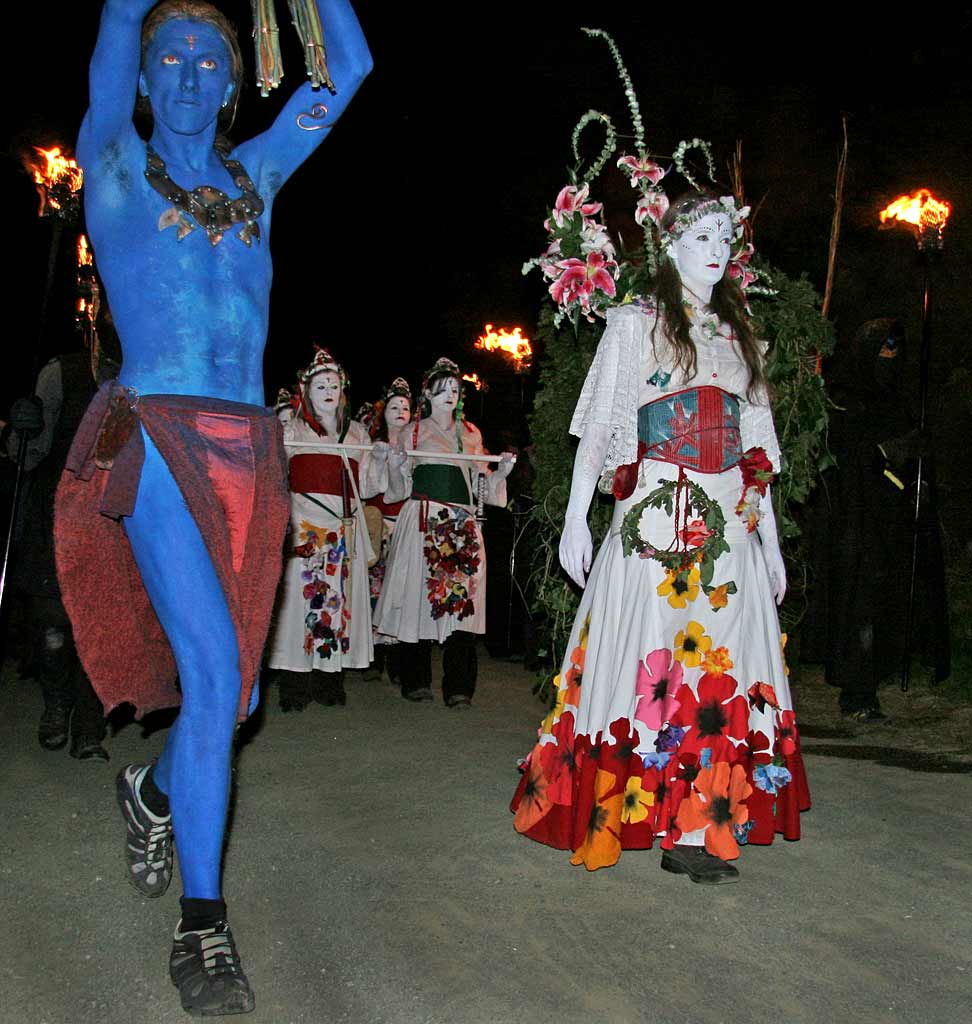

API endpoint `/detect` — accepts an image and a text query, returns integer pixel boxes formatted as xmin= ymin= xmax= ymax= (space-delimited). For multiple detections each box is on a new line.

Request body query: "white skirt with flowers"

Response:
xmin=511 ymin=458 xmax=810 ymax=870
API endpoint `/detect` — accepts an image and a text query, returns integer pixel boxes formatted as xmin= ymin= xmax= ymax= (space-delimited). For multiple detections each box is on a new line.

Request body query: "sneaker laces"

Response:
xmin=174 ymin=922 xmax=245 ymax=979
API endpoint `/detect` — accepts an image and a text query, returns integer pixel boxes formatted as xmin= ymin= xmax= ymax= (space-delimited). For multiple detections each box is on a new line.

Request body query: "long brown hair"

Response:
xmin=652 ymin=192 xmax=767 ymax=400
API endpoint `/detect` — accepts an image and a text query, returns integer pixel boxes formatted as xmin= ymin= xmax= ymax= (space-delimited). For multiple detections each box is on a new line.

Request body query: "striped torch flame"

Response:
xmin=879 ymin=189 xmax=951 ymax=251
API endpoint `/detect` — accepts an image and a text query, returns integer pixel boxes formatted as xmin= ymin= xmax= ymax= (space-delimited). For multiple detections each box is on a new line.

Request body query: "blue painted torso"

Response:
xmin=80 ymin=132 xmax=272 ymax=405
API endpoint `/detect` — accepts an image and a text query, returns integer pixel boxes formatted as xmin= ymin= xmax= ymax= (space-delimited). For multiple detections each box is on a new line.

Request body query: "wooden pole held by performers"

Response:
xmin=283 ymin=439 xmax=515 ymax=466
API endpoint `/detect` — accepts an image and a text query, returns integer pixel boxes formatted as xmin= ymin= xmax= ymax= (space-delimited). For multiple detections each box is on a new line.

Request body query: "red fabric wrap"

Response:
xmin=367 ymin=494 xmax=405 ymax=517
xmin=287 ymin=452 xmax=359 ymax=495
xmin=54 ymin=384 xmax=289 ymax=720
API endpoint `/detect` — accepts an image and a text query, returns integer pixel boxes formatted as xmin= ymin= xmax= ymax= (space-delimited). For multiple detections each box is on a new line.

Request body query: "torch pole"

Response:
xmin=900 ymin=249 xmax=934 ymax=691
xmin=0 ymin=218 xmax=64 ymax=616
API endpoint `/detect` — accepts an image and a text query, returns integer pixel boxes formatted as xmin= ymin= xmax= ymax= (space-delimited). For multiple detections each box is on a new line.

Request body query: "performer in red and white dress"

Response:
xmin=512 ymin=193 xmax=810 ymax=881
xmin=356 ymin=377 xmax=412 ymax=685
xmin=268 ymin=347 xmax=395 ymax=708
xmin=374 ymin=357 xmax=513 ymax=706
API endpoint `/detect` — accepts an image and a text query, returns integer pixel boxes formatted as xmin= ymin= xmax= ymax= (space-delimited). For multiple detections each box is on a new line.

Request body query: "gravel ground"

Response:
xmin=2 ymin=648 xmax=970 ymax=1024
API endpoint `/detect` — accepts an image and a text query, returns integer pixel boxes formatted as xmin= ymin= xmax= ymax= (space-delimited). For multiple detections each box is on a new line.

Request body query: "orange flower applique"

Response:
xmin=563 ymin=613 xmax=591 ymax=707
xmin=702 ymin=645 xmax=734 ymax=675
xmin=570 ymin=768 xmax=623 ymax=870
xmin=708 ymin=584 xmax=730 ymax=609
xmin=675 ymin=761 xmax=752 ymax=861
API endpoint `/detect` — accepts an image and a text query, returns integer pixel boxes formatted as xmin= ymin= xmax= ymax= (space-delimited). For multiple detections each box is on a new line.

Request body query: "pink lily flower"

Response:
xmin=635 ymin=190 xmax=670 ymax=227
xmin=548 ymin=250 xmax=618 ymax=311
xmin=618 ymin=154 xmax=667 ymax=187
xmin=551 ymin=184 xmax=602 ymax=227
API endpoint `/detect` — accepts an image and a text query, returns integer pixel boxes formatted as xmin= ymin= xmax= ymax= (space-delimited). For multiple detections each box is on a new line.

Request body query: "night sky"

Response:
xmin=4 ymin=2 xmax=971 ymax=447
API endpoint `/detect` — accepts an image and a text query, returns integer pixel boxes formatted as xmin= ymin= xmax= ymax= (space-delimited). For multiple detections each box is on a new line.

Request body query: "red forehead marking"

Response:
xmin=186 ymin=35 xmax=196 ymax=50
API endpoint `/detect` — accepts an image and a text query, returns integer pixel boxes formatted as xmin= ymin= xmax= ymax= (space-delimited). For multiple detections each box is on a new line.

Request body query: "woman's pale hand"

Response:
xmin=387 ymin=443 xmax=407 ymax=471
xmin=560 ymin=513 xmax=592 ymax=588
xmin=492 ymin=452 xmax=516 ymax=479
xmin=761 ymin=542 xmax=787 ymax=605
xmin=371 ymin=441 xmax=389 ymax=462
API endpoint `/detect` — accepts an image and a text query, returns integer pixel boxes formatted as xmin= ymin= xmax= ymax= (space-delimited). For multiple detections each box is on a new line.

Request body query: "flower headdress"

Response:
xmin=523 ymin=29 xmax=768 ymax=326
xmin=414 ymin=356 xmax=466 ymax=452
xmin=297 ymin=345 xmax=349 ymax=390
xmin=296 ymin=345 xmax=350 ymax=438
xmin=660 ymin=194 xmax=749 ymax=249
xmin=382 ymin=376 xmax=412 ymax=405
xmin=274 ymin=387 xmax=295 ymax=412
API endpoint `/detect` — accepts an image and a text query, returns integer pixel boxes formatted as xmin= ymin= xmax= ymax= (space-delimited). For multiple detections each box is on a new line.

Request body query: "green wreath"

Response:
xmin=619 ymin=477 xmax=736 ymax=606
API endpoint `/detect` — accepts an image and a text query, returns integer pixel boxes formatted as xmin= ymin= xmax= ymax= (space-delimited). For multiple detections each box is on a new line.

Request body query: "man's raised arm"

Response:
xmin=236 ymin=0 xmax=372 ymax=190
xmin=79 ymin=1 xmax=156 ymax=158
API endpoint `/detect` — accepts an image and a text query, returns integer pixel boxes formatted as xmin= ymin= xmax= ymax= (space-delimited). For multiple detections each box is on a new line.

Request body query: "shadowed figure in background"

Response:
xmin=802 ymin=318 xmax=950 ymax=720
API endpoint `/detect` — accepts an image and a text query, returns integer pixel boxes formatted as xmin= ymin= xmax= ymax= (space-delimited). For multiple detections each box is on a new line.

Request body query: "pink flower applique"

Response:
xmin=634 ymin=648 xmax=683 ymax=732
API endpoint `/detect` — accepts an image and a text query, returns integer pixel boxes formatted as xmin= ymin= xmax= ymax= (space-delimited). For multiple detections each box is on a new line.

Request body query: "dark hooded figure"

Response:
xmin=802 ymin=318 xmax=950 ymax=718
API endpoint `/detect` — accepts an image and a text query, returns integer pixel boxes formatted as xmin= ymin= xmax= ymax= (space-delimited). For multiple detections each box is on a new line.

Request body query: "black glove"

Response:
xmin=8 ymin=396 xmax=45 ymax=439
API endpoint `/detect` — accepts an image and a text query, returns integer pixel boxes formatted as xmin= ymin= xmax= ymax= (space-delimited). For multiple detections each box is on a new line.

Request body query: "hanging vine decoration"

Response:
xmin=570 ymin=110 xmax=617 ymax=184
xmin=251 ymin=0 xmax=336 ymax=97
xmin=580 ymin=27 xmax=645 ymax=151
xmin=672 ymin=137 xmax=717 ymax=190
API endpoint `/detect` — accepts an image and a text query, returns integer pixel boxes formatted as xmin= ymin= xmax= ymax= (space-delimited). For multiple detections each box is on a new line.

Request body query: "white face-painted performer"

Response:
xmin=513 ymin=191 xmax=810 ymax=882
xmin=353 ymin=378 xmax=414 ymax=684
xmin=373 ymin=357 xmax=514 ymax=706
xmin=266 ymin=347 xmax=395 ymax=711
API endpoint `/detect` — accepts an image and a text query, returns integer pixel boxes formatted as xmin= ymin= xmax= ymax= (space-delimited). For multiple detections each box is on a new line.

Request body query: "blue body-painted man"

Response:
xmin=72 ymin=1 xmax=371 ymax=1013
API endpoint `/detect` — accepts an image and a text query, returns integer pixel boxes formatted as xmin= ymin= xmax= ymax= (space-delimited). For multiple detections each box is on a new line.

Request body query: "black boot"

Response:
xmin=36 ymin=623 xmax=76 ymax=751
xmin=311 ymin=669 xmax=346 ymax=706
xmin=277 ymin=670 xmax=312 ymax=713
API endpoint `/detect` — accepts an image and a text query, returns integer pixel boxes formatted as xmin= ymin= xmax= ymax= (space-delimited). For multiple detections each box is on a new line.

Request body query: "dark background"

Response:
xmin=3 ymin=1 xmax=971 ymax=451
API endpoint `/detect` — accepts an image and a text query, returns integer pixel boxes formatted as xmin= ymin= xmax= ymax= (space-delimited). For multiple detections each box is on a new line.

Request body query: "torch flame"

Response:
xmin=475 ymin=324 xmax=532 ymax=370
xmin=462 ymin=372 xmax=486 ymax=391
xmin=78 ymin=233 xmax=93 ymax=267
xmin=879 ymin=189 xmax=951 ymax=232
xmin=25 ymin=145 xmax=84 ymax=216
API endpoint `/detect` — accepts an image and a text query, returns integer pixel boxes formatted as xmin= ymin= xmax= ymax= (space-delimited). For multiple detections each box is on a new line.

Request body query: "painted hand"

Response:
xmin=560 ymin=513 xmax=592 ymax=589
xmin=387 ymin=444 xmax=407 ymax=471
xmin=761 ymin=542 xmax=787 ymax=606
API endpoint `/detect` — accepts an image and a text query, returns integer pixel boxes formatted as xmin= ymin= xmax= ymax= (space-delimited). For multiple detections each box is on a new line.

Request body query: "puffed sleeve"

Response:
xmin=739 ymin=342 xmax=782 ymax=473
xmin=463 ymin=422 xmax=508 ymax=508
xmin=568 ymin=304 xmax=650 ymax=474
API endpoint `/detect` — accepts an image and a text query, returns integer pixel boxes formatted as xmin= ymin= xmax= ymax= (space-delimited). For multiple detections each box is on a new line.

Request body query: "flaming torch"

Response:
xmin=878 ymin=188 xmax=952 ymax=690
xmin=2 ymin=144 xmax=85 ymax=611
xmin=461 ymin=372 xmax=487 ymax=392
xmin=475 ymin=324 xmax=532 ymax=372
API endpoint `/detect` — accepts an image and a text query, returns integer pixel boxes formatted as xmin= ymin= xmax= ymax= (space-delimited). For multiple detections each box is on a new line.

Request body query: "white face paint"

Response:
xmin=309 ymin=371 xmax=342 ymax=422
xmin=384 ymin=395 xmax=411 ymax=429
xmin=429 ymin=376 xmax=460 ymax=419
xmin=670 ymin=212 xmax=733 ymax=300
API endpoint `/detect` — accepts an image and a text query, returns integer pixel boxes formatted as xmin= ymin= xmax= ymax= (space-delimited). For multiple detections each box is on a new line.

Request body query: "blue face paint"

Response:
xmin=141 ymin=20 xmax=234 ymax=137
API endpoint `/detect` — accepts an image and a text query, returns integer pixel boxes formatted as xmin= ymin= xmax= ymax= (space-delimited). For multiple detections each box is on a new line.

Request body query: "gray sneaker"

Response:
xmin=115 ymin=763 xmax=174 ymax=897
xmin=170 ymin=919 xmax=255 ymax=1016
